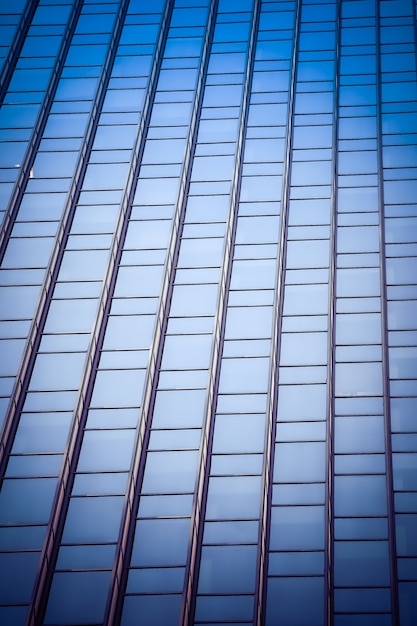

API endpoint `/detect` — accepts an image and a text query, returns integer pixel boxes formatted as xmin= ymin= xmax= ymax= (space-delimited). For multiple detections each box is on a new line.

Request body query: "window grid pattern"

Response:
xmin=118 ymin=2 xmax=260 ymax=624
xmin=333 ymin=2 xmax=394 ymax=624
xmin=0 ymin=0 xmax=125 ymax=446
xmin=0 ymin=1 xmax=416 ymax=625
xmin=0 ymin=0 xmax=38 ymax=99
xmin=110 ymin=0 xmax=218 ymax=621
xmin=265 ymin=2 xmax=337 ymax=624
xmin=0 ymin=1 xmax=133 ymax=623
xmin=26 ymin=1 xmax=175 ymax=624
xmin=257 ymin=0 xmax=302 ymax=624
xmin=0 ymin=0 xmax=81 ymax=233
xmin=187 ymin=0 xmax=266 ymax=623
xmin=0 ymin=0 xmax=84 ymax=450
xmin=381 ymin=0 xmax=417 ymax=624
xmin=29 ymin=1 xmax=219 ymax=624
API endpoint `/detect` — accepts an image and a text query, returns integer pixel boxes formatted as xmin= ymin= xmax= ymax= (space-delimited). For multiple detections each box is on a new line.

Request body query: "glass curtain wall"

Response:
xmin=0 ymin=1 xmax=416 ymax=625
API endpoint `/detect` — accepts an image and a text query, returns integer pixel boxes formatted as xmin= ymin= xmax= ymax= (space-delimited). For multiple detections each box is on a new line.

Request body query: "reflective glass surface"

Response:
xmin=0 ymin=0 xmax=416 ymax=624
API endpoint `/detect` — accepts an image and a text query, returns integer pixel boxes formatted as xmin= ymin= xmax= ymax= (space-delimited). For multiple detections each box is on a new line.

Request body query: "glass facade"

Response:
xmin=0 ymin=0 xmax=416 ymax=624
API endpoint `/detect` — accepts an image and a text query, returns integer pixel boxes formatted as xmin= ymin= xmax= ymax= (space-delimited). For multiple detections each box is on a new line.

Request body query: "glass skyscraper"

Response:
xmin=0 ymin=0 xmax=416 ymax=624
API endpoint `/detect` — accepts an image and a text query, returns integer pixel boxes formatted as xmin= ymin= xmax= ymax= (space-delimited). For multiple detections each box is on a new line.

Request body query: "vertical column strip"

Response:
xmin=326 ymin=1 xmax=341 ymax=624
xmin=0 ymin=0 xmax=83 ymax=258
xmin=185 ymin=1 xmax=262 ymax=623
xmin=264 ymin=2 xmax=338 ymax=622
xmin=257 ymin=1 xmax=301 ymax=624
xmin=108 ymin=2 xmax=220 ymax=624
xmin=376 ymin=1 xmax=400 ymax=623
xmin=0 ymin=0 xmax=39 ymax=103
xmin=333 ymin=2 xmax=393 ymax=622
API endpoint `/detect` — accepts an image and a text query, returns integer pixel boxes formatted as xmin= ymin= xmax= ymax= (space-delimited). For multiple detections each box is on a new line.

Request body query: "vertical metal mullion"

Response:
xmin=182 ymin=1 xmax=262 ymax=623
xmin=256 ymin=0 xmax=302 ymax=623
xmin=326 ymin=1 xmax=341 ymax=624
xmin=108 ymin=2 xmax=219 ymax=623
xmin=0 ymin=0 xmax=84 ymax=261
xmin=0 ymin=0 xmax=39 ymax=104
xmin=375 ymin=1 xmax=400 ymax=623
xmin=11 ymin=1 xmax=136 ymax=623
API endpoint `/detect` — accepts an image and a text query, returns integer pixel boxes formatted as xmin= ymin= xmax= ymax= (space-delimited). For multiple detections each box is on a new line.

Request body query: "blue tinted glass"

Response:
xmin=266 ymin=577 xmax=324 ymax=626
xmin=198 ymin=545 xmax=257 ymax=593
xmin=270 ymin=506 xmax=324 ymax=550
xmin=121 ymin=595 xmax=182 ymax=626
xmin=334 ymin=541 xmax=390 ymax=587
xmin=335 ymin=475 xmax=387 ymax=517
xmin=206 ymin=476 xmax=261 ymax=520
xmin=131 ymin=518 xmax=190 ymax=567
xmin=45 ymin=572 xmax=111 ymax=625
xmin=0 ymin=552 xmax=39 ymax=604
